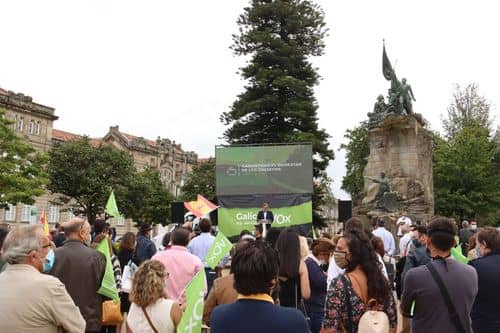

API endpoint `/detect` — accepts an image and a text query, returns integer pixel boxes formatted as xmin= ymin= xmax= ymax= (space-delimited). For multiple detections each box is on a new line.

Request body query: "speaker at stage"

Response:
xmin=171 ymin=202 xmax=185 ymax=224
xmin=338 ymin=200 xmax=352 ymax=222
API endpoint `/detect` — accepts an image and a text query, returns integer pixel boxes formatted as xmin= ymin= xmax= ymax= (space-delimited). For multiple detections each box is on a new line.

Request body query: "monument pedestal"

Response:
xmin=355 ymin=114 xmax=434 ymax=229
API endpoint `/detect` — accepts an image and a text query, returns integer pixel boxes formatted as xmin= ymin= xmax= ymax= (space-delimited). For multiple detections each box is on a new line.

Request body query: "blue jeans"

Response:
xmin=204 ymin=267 xmax=217 ymax=296
xmin=306 ymin=310 xmax=324 ymax=333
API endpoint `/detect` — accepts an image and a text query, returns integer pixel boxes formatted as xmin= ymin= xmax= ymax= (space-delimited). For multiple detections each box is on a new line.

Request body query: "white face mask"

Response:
xmin=471 ymin=224 xmax=477 ymax=230
xmin=319 ymin=259 xmax=327 ymax=266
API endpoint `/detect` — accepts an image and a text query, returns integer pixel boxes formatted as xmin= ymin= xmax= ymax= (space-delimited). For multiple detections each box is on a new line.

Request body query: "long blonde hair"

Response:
xmin=129 ymin=260 xmax=166 ymax=307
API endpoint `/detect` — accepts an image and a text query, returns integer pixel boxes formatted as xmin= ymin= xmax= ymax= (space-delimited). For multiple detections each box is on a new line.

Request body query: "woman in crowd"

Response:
xmin=304 ymin=238 xmax=334 ymax=333
xmin=467 ymin=234 xmax=479 ymax=260
xmin=127 ymin=260 xmax=182 ymax=332
xmin=470 ymin=227 xmax=500 ymax=333
xmin=275 ymin=228 xmax=311 ymax=308
xmin=117 ymin=232 xmax=136 ymax=315
xmin=322 ymin=229 xmax=397 ymax=333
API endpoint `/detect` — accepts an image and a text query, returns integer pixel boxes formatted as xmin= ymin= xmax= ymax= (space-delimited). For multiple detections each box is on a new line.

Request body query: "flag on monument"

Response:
xmin=105 ymin=190 xmax=121 ymax=218
xmin=184 ymin=194 xmax=218 ymax=218
xmin=40 ymin=210 xmax=49 ymax=236
xmin=96 ymin=237 xmax=120 ymax=301
xmin=177 ymin=269 xmax=206 ymax=333
xmin=205 ymin=231 xmax=232 ymax=269
xmin=382 ymin=43 xmax=394 ymax=81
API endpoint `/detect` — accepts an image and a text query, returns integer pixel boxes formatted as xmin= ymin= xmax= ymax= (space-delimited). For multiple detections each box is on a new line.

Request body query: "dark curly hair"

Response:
xmin=343 ymin=229 xmax=392 ymax=305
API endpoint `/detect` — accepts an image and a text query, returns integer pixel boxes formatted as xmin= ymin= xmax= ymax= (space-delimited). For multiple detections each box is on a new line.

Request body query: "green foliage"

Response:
xmin=340 ymin=121 xmax=369 ymax=202
xmin=48 ymin=138 xmax=136 ymax=224
xmin=120 ymin=168 xmax=174 ymax=226
xmin=181 ymin=158 xmax=216 ymax=201
xmin=442 ymin=83 xmax=492 ymax=140
xmin=433 ymin=127 xmax=500 ymax=224
xmin=221 ymin=0 xmax=333 ymax=228
xmin=0 ymin=108 xmax=48 ymax=208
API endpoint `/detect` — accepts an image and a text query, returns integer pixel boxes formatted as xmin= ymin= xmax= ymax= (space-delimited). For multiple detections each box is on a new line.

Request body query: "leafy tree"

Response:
xmin=47 ymin=138 xmax=136 ymax=224
xmin=0 ymin=108 xmax=48 ymax=208
xmin=433 ymin=127 xmax=500 ymax=224
xmin=181 ymin=158 xmax=216 ymax=201
xmin=221 ymin=0 xmax=333 ymax=227
xmin=442 ymin=83 xmax=492 ymax=140
xmin=121 ymin=168 xmax=174 ymax=226
xmin=340 ymin=121 xmax=369 ymax=203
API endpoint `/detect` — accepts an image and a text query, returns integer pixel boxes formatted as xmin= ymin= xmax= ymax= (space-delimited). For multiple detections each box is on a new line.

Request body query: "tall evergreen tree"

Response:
xmin=221 ymin=0 xmax=333 ymax=226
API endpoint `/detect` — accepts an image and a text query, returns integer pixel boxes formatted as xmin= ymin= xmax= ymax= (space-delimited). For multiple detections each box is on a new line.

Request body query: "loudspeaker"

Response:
xmin=338 ymin=200 xmax=352 ymax=222
xmin=171 ymin=202 xmax=185 ymax=224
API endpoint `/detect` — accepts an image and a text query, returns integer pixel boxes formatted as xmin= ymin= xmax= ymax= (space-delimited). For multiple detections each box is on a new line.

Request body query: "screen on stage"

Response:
xmin=215 ymin=144 xmax=313 ymax=195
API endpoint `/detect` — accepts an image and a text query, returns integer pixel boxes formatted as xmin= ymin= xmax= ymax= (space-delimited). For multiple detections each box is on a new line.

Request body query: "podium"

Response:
xmin=257 ymin=219 xmax=272 ymax=238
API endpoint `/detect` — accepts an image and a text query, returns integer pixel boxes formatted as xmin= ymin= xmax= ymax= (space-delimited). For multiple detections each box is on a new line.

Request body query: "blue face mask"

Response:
xmin=43 ymin=249 xmax=55 ymax=272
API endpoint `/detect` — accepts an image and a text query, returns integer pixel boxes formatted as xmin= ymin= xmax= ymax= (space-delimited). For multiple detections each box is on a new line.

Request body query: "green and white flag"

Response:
xmin=96 ymin=237 xmax=120 ymax=301
xmin=205 ymin=231 xmax=232 ymax=269
xmin=105 ymin=190 xmax=121 ymax=218
xmin=178 ymin=269 xmax=206 ymax=333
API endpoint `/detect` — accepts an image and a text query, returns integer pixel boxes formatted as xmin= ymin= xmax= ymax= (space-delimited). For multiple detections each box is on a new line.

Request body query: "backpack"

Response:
xmin=357 ymin=299 xmax=390 ymax=333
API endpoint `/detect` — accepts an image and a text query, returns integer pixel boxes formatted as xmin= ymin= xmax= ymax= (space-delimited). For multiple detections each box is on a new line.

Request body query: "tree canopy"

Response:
xmin=221 ymin=0 xmax=333 ymax=227
xmin=0 ymin=108 xmax=48 ymax=208
xmin=181 ymin=158 xmax=216 ymax=202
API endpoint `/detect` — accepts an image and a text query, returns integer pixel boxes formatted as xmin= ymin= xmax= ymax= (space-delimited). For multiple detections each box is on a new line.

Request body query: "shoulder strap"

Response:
xmin=142 ymin=307 xmax=159 ymax=333
xmin=343 ymin=274 xmax=354 ymax=333
xmin=426 ymin=262 xmax=467 ymax=333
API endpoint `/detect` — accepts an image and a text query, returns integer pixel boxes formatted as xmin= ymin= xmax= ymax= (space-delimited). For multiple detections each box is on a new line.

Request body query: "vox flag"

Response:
xmin=205 ymin=231 xmax=232 ymax=269
xmin=184 ymin=194 xmax=218 ymax=218
xmin=105 ymin=191 xmax=121 ymax=218
xmin=96 ymin=237 xmax=120 ymax=301
xmin=177 ymin=269 xmax=206 ymax=333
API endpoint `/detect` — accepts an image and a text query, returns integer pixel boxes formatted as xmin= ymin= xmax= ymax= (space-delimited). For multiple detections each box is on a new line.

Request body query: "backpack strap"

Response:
xmin=142 ymin=307 xmax=159 ymax=333
xmin=426 ymin=261 xmax=467 ymax=333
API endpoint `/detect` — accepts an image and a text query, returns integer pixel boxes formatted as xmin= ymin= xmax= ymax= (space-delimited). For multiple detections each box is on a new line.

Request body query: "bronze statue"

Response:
xmin=365 ymin=172 xmax=390 ymax=207
xmin=368 ymin=95 xmax=388 ymax=125
xmin=399 ymin=78 xmax=416 ymax=115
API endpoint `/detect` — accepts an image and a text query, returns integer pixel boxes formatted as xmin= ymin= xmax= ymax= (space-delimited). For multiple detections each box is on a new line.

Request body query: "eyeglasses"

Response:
xmin=41 ymin=243 xmax=52 ymax=249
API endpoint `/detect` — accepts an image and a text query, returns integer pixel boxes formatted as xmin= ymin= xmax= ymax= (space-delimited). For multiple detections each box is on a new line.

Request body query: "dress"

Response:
xmin=323 ymin=275 xmax=397 ymax=332
xmin=127 ymin=298 xmax=175 ymax=333
xmin=278 ymin=276 xmax=301 ymax=308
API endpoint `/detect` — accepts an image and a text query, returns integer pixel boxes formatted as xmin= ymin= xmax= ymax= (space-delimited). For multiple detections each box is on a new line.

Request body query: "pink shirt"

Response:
xmin=152 ymin=245 xmax=203 ymax=305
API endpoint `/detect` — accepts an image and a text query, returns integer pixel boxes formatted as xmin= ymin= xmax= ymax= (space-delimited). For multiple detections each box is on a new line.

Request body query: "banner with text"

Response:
xmin=218 ymin=200 xmax=312 ymax=238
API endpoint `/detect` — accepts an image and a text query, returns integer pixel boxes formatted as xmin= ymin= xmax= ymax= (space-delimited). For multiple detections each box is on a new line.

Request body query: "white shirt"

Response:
xmin=372 ymin=227 xmax=396 ymax=256
xmin=399 ymin=232 xmax=413 ymax=256
xmin=396 ymin=216 xmax=412 ymax=236
xmin=128 ymin=298 xmax=175 ymax=333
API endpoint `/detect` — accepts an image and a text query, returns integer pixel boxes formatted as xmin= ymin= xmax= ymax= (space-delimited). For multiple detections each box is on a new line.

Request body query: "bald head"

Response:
xmin=62 ymin=218 xmax=91 ymax=244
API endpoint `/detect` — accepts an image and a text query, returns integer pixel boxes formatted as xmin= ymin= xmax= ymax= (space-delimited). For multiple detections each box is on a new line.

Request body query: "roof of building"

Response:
xmin=52 ymin=129 xmax=101 ymax=147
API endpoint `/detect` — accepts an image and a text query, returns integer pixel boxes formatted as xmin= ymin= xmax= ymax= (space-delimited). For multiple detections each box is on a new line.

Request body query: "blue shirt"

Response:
xmin=210 ymin=299 xmax=309 ymax=333
xmin=188 ymin=233 xmax=215 ymax=266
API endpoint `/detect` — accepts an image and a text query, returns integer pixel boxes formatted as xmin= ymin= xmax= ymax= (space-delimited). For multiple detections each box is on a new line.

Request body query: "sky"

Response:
xmin=1 ymin=0 xmax=499 ymax=199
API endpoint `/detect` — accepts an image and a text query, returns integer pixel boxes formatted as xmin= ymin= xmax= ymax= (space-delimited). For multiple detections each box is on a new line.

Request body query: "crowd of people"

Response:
xmin=0 ymin=213 xmax=499 ymax=333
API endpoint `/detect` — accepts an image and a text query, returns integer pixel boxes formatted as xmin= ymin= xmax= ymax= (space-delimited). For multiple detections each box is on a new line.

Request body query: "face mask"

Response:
xmin=43 ymin=249 xmax=55 ymax=272
xmin=333 ymin=251 xmax=349 ymax=269
xmin=471 ymin=225 xmax=477 ymax=231
xmin=319 ymin=259 xmax=327 ymax=266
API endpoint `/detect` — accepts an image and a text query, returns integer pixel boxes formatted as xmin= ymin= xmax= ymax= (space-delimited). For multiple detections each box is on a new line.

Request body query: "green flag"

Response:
xmin=205 ymin=231 xmax=232 ymax=269
xmin=105 ymin=191 xmax=120 ymax=218
xmin=177 ymin=269 xmax=206 ymax=333
xmin=96 ymin=237 xmax=120 ymax=301
xmin=451 ymin=246 xmax=469 ymax=264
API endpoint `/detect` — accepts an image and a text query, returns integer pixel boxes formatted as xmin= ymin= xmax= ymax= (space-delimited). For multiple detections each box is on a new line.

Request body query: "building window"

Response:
xmin=4 ymin=204 xmax=16 ymax=221
xmin=21 ymin=205 xmax=35 ymax=222
xmin=116 ymin=217 xmax=125 ymax=226
xmin=28 ymin=120 xmax=35 ymax=135
xmin=35 ymin=121 xmax=41 ymax=136
xmin=66 ymin=210 xmax=75 ymax=220
xmin=48 ymin=205 xmax=60 ymax=223
xmin=16 ymin=116 xmax=24 ymax=132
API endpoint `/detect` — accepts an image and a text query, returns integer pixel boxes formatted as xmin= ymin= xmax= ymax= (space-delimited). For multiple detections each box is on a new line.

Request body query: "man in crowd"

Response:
xmin=152 ymin=227 xmax=203 ymax=305
xmin=372 ymin=219 xmax=395 ymax=256
xmin=0 ymin=225 xmax=85 ymax=333
xmin=210 ymin=241 xmax=309 ymax=333
xmin=50 ymin=218 xmax=106 ymax=333
xmin=402 ymin=225 xmax=430 ymax=283
xmin=253 ymin=224 xmax=264 ymax=241
xmin=188 ymin=218 xmax=217 ymax=292
xmin=396 ymin=211 xmax=412 ymax=238
xmin=52 ymin=222 xmax=66 ymax=247
xmin=459 ymin=220 xmax=477 ymax=255
xmin=401 ymin=217 xmax=478 ymax=332
xmin=135 ymin=223 xmax=157 ymax=265
xmin=399 ymin=225 xmax=413 ymax=257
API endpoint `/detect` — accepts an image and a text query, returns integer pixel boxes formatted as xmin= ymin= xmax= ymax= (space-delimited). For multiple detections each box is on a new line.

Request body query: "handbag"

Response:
xmin=102 ymin=300 xmax=123 ymax=325
xmin=426 ymin=261 xmax=467 ymax=333
xmin=121 ymin=260 xmax=138 ymax=293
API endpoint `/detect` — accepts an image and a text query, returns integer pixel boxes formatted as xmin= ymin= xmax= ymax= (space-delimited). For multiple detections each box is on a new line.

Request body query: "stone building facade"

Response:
xmin=0 ymin=88 xmax=198 ymax=233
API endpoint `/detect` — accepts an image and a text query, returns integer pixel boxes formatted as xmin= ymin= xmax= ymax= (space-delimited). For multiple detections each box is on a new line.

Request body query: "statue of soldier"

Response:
xmin=399 ymin=78 xmax=416 ymax=115
xmin=365 ymin=172 xmax=390 ymax=204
